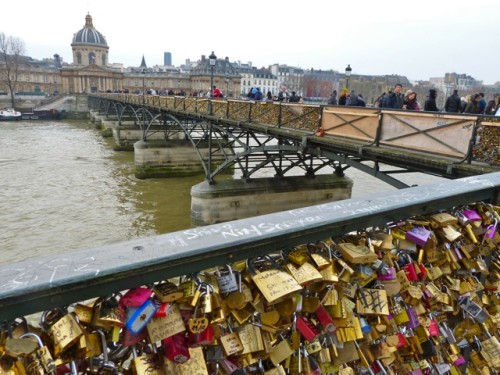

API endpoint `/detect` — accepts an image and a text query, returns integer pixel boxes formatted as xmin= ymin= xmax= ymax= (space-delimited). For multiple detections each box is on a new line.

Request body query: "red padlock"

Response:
xmin=154 ymin=302 xmax=169 ymax=318
xmin=121 ymin=326 xmax=147 ymax=347
xmin=404 ymin=262 xmax=418 ymax=282
xmin=295 ymin=315 xmax=320 ymax=342
xmin=314 ymin=304 xmax=336 ymax=333
xmin=188 ymin=325 xmax=215 ymax=348
xmin=162 ymin=332 xmax=190 ymax=364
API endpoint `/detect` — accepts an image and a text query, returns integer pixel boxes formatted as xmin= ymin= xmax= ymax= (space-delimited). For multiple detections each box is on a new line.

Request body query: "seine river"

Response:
xmin=0 ymin=120 xmax=446 ymax=266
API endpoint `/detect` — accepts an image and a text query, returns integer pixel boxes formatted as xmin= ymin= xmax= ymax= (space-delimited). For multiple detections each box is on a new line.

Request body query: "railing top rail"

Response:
xmin=1 ymin=172 xmax=500 ymax=321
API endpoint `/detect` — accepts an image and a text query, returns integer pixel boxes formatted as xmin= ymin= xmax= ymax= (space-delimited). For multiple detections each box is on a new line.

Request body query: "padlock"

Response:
xmin=237 ymin=323 xmax=264 ymax=354
xmin=131 ymin=344 xmax=165 ymax=374
xmin=92 ymin=293 xmax=125 ymax=329
xmin=120 ymin=287 xmax=152 ymax=308
xmin=87 ymin=330 xmax=120 ymax=374
xmin=246 ymin=256 xmax=302 ymax=305
xmin=287 ymin=245 xmax=310 ymax=266
xmin=19 ymin=332 xmax=56 ymax=374
xmin=162 ymin=332 xmax=190 ymax=364
xmin=314 ymin=304 xmax=336 ymax=333
xmin=405 ymin=226 xmax=431 ymax=246
xmin=147 ymin=303 xmax=185 ymax=343
xmin=219 ymin=322 xmax=244 ymax=357
xmin=295 ymin=315 xmax=319 ymax=342
xmin=456 ymin=210 xmax=478 ymax=243
xmin=216 ymin=264 xmax=239 ymax=294
xmin=153 ymin=281 xmax=184 ymax=303
xmin=47 ymin=311 xmax=84 ymax=355
xmin=269 ymin=338 xmax=294 ymax=366
xmin=307 ymin=242 xmax=332 ymax=270
xmin=125 ymin=299 xmax=158 ymax=335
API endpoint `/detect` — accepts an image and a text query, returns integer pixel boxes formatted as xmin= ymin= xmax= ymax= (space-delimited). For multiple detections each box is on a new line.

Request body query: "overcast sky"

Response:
xmin=2 ymin=0 xmax=499 ymax=84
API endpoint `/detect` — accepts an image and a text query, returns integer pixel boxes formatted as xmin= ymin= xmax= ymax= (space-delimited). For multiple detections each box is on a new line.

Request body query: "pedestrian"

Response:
xmin=381 ymin=83 xmax=404 ymax=109
xmin=424 ymin=89 xmax=439 ymax=112
xmin=328 ymin=90 xmax=338 ymax=105
xmin=444 ymin=89 xmax=461 ymax=113
xmin=289 ymin=91 xmax=300 ymax=103
xmin=213 ymin=86 xmax=222 ymax=98
xmin=478 ymin=92 xmax=487 ymax=114
xmin=278 ymin=88 xmax=288 ymax=102
xmin=266 ymin=90 xmax=273 ymax=101
xmin=349 ymin=90 xmax=358 ymax=106
xmin=484 ymin=93 xmax=500 ymax=115
xmin=464 ymin=93 xmax=482 ymax=114
xmin=254 ymin=87 xmax=263 ymax=100
xmin=403 ymin=90 xmax=420 ymax=110
xmin=338 ymin=88 xmax=350 ymax=105
xmin=352 ymin=93 xmax=366 ymax=107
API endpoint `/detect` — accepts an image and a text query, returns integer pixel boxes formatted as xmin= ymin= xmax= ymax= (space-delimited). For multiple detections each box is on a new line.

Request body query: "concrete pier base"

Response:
xmin=112 ymin=122 xmax=169 ymax=151
xmin=134 ymin=139 xmax=207 ymax=179
xmin=191 ymin=174 xmax=353 ymax=226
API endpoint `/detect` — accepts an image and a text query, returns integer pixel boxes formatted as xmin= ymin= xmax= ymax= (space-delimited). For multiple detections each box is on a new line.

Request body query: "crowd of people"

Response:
xmin=368 ymin=83 xmax=500 ymax=115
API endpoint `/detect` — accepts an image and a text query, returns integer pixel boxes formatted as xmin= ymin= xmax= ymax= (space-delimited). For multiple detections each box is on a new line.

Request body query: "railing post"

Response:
xmin=278 ymin=102 xmax=282 ymax=128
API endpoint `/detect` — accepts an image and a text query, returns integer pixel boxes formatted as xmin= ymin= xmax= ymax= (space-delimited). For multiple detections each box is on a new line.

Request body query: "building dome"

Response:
xmin=72 ymin=14 xmax=107 ymax=46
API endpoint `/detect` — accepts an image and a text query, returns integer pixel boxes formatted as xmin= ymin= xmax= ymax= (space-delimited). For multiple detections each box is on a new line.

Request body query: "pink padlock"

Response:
xmin=462 ymin=209 xmax=482 ymax=222
xmin=453 ymin=355 xmax=466 ymax=366
xmin=428 ymin=320 xmax=440 ymax=337
xmin=377 ymin=266 xmax=395 ymax=281
xmin=405 ymin=226 xmax=431 ymax=246
xmin=484 ymin=219 xmax=498 ymax=239
xmin=120 ymin=287 xmax=152 ymax=308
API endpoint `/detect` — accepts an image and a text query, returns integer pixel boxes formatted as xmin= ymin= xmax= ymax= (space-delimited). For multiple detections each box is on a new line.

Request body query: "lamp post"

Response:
xmin=141 ymin=69 xmax=146 ymax=140
xmin=225 ymin=74 xmax=229 ymax=99
xmin=209 ymin=51 xmax=216 ymax=114
xmin=141 ymin=69 xmax=146 ymax=106
xmin=345 ymin=64 xmax=352 ymax=90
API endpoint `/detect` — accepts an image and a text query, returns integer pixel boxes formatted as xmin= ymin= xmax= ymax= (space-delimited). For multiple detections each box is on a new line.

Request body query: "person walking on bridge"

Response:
xmin=444 ymin=89 xmax=461 ymax=113
xmin=381 ymin=83 xmax=404 ymax=109
xmin=424 ymin=89 xmax=439 ymax=112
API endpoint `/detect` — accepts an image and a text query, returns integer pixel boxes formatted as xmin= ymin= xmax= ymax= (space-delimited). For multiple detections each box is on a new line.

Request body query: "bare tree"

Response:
xmin=0 ymin=32 xmax=26 ymax=108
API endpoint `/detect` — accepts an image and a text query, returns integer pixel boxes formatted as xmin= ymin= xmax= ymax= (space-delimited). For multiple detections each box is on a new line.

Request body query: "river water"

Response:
xmin=0 ymin=120 xmax=446 ymax=266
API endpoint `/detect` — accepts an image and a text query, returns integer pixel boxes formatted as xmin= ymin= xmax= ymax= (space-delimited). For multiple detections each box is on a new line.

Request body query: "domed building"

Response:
xmin=71 ymin=13 xmax=109 ymax=66
xmin=60 ymin=14 xmax=123 ymax=93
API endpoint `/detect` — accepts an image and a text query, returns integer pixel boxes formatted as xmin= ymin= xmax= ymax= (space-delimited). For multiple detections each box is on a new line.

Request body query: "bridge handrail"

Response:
xmin=1 ymin=172 xmax=499 ymax=321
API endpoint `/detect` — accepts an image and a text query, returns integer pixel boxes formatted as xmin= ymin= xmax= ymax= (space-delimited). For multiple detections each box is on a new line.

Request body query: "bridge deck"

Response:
xmin=90 ymin=94 xmax=500 ymax=180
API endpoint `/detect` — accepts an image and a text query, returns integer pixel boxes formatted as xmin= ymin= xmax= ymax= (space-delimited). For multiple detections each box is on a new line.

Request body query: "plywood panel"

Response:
xmin=321 ymin=107 xmax=379 ymax=141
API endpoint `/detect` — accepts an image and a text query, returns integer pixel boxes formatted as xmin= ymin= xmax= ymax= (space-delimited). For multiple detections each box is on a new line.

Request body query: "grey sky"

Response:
xmin=3 ymin=0 xmax=498 ymax=84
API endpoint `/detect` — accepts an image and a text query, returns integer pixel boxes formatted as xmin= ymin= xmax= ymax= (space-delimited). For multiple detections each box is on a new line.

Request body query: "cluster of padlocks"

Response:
xmin=1 ymin=202 xmax=500 ymax=375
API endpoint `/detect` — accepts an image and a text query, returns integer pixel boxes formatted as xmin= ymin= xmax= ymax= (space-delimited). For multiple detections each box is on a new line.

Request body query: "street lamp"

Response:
xmin=225 ymin=74 xmax=229 ymax=99
xmin=141 ymin=68 xmax=146 ymax=106
xmin=209 ymin=51 xmax=216 ymax=114
xmin=345 ymin=64 xmax=352 ymax=90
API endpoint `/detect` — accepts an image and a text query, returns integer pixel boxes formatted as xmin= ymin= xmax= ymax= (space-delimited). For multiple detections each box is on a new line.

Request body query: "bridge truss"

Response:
xmin=89 ymin=95 xmax=498 ymax=188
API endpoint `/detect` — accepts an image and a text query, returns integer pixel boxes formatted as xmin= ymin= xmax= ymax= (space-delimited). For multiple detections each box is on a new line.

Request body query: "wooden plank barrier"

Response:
xmin=321 ymin=106 xmax=379 ymax=142
xmin=380 ymin=111 xmax=477 ymax=158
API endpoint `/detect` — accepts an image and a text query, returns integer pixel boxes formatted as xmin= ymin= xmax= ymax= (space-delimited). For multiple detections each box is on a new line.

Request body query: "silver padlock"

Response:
xmin=216 ymin=264 xmax=239 ymax=294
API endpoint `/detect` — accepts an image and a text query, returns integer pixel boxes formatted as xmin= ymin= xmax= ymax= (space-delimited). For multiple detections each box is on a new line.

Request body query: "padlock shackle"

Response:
xmin=19 ymin=332 xmax=44 ymax=348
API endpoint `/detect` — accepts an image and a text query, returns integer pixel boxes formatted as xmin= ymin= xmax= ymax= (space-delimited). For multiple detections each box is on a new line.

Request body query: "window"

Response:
xmin=77 ymin=52 xmax=82 ymax=64
xmin=88 ymin=52 xmax=95 ymax=64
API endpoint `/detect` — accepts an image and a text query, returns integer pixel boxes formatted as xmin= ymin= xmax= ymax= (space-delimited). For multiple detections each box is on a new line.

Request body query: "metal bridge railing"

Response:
xmin=1 ymin=172 xmax=499 ymax=321
xmin=91 ymin=93 xmax=500 ymax=165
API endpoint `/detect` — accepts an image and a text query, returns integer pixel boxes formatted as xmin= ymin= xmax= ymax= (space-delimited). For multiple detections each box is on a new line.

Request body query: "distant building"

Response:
xmin=164 ymin=52 xmax=172 ymax=66
xmin=269 ymin=64 xmax=304 ymax=96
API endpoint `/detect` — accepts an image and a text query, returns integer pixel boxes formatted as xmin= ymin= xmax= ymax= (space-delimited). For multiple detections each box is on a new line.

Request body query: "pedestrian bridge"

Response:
xmin=89 ymin=94 xmax=500 ymax=188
